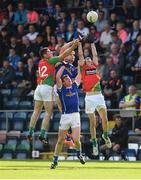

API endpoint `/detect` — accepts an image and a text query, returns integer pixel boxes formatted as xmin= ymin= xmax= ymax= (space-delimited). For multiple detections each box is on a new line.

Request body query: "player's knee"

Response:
xmin=44 ymin=106 xmax=51 ymax=112
xmin=33 ymin=110 xmax=40 ymax=117
xmin=44 ymin=104 xmax=53 ymax=114
xmin=99 ymin=108 xmax=107 ymax=116
xmin=44 ymin=112 xmax=52 ymax=119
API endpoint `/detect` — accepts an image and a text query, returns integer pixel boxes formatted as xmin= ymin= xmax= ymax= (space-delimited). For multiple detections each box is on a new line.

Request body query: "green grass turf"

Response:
xmin=0 ymin=160 xmax=141 ymax=179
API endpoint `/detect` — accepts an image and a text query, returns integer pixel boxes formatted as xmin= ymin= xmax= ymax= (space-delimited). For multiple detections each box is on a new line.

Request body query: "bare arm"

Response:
xmin=60 ymin=40 xmax=74 ymax=54
xmin=78 ymin=42 xmax=84 ymax=61
xmin=91 ymin=43 xmax=98 ymax=66
xmin=58 ymin=39 xmax=79 ymax=61
xmin=56 ymin=66 xmax=65 ymax=89
xmin=55 ymin=96 xmax=62 ymax=113
xmin=78 ymin=43 xmax=85 ymax=66
xmin=75 ymin=63 xmax=82 ymax=86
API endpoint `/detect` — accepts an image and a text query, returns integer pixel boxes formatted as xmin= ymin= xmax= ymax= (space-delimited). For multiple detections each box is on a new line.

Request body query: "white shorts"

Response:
xmin=85 ymin=94 xmax=106 ymax=114
xmin=34 ymin=84 xmax=54 ymax=102
xmin=59 ymin=112 xmax=80 ymax=130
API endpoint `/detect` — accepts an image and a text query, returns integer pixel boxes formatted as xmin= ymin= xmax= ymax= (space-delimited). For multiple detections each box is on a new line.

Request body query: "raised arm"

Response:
xmin=75 ymin=63 xmax=82 ymax=86
xmin=91 ymin=43 xmax=98 ymax=66
xmin=78 ymin=42 xmax=84 ymax=61
xmin=78 ymin=42 xmax=85 ymax=66
xmin=56 ymin=66 xmax=65 ymax=89
xmin=58 ymin=39 xmax=79 ymax=61
xmin=60 ymin=40 xmax=74 ymax=54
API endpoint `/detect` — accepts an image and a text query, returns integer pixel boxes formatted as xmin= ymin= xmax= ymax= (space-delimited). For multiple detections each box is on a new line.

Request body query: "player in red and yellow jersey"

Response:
xmin=78 ymin=42 xmax=112 ymax=156
xmin=27 ymin=40 xmax=79 ymax=143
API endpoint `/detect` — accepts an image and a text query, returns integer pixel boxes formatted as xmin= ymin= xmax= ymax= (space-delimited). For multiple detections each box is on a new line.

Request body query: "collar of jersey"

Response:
xmin=65 ymin=86 xmax=72 ymax=89
xmin=63 ymin=61 xmax=68 ymax=64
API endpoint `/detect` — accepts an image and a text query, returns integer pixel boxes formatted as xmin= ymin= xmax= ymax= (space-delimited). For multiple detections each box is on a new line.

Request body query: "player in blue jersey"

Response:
xmin=55 ymin=40 xmax=78 ymax=146
xmin=54 ymin=40 xmax=78 ymax=110
xmin=51 ymin=63 xmax=85 ymax=169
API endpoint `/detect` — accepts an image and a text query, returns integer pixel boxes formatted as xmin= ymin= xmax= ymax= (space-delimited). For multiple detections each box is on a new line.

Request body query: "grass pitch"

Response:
xmin=0 ymin=160 xmax=141 ymax=179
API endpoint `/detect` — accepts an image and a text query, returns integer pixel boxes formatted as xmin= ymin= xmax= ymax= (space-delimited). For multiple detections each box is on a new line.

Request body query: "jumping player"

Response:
xmin=51 ymin=63 xmax=85 ymax=169
xmin=54 ymin=40 xmax=78 ymax=110
xmin=55 ymin=40 xmax=78 ymax=146
xmin=27 ymin=40 xmax=79 ymax=143
xmin=78 ymin=42 xmax=112 ymax=156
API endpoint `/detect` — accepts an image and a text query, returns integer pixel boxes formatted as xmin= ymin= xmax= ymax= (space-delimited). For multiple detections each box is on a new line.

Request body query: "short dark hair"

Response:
xmin=85 ymin=56 xmax=92 ymax=60
xmin=61 ymin=74 xmax=69 ymax=82
xmin=39 ymin=47 xmax=49 ymax=57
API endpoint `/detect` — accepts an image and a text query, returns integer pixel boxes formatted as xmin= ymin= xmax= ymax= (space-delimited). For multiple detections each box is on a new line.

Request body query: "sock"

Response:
xmin=92 ymin=138 xmax=97 ymax=146
xmin=53 ymin=156 xmax=58 ymax=164
xmin=76 ymin=150 xmax=81 ymax=157
xmin=40 ymin=129 xmax=46 ymax=138
xmin=103 ymin=131 xmax=108 ymax=139
xmin=28 ymin=127 xmax=34 ymax=136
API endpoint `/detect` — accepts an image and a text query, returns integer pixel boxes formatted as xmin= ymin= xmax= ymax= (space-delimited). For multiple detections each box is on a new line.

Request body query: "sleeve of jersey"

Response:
xmin=73 ymin=82 xmax=78 ymax=89
xmin=55 ymin=63 xmax=62 ymax=72
xmin=57 ymin=87 xmax=62 ymax=95
xmin=48 ymin=57 xmax=60 ymax=65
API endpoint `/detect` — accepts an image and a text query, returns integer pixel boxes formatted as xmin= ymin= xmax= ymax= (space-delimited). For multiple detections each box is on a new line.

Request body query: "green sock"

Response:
xmin=103 ymin=131 xmax=108 ymax=139
xmin=92 ymin=138 xmax=97 ymax=146
xmin=40 ymin=129 xmax=46 ymax=138
xmin=29 ymin=127 xmax=34 ymax=136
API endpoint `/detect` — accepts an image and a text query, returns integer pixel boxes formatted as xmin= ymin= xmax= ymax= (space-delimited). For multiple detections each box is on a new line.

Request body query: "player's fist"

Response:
xmin=78 ymin=59 xmax=85 ymax=66
xmin=73 ymin=39 xmax=80 ymax=47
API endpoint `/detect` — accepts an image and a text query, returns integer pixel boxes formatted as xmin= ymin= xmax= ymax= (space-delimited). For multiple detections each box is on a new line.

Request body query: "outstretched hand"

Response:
xmin=78 ymin=59 xmax=85 ymax=66
xmin=73 ymin=39 xmax=80 ymax=47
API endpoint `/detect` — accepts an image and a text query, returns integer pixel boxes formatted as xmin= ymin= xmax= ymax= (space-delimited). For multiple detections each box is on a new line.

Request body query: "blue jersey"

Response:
xmin=56 ymin=62 xmax=77 ymax=80
xmin=58 ymin=82 xmax=80 ymax=114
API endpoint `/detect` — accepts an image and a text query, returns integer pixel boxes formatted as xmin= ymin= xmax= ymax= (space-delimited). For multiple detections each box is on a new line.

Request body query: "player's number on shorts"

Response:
xmin=39 ymin=66 xmax=48 ymax=78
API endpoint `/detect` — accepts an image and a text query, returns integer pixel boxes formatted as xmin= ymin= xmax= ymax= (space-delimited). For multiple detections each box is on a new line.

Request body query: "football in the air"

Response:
xmin=87 ymin=11 xmax=98 ymax=23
